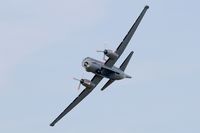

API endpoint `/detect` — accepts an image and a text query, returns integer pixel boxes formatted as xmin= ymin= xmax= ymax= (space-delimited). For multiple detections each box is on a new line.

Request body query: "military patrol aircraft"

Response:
xmin=50 ymin=5 xmax=149 ymax=126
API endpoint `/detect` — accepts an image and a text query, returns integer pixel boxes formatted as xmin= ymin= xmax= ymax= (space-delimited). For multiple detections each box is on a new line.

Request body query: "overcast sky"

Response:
xmin=0 ymin=0 xmax=200 ymax=133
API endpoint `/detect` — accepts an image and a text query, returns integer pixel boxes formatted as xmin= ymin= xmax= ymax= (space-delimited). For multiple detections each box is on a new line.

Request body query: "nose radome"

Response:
xmin=84 ymin=62 xmax=89 ymax=67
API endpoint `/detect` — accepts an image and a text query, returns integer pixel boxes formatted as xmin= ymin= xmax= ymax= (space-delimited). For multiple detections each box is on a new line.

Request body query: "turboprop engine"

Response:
xmin=73 ymin=78 xmax=95 ymax=90
xmin=97 ymin=49 xmax=119 ymax=60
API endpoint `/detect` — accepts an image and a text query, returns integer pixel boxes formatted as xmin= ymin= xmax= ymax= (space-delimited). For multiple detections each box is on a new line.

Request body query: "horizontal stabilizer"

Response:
xmin=120 ymin=51 xmax=134 ymax=71
xmin=101 ymin=79 xmax=115 ymax=91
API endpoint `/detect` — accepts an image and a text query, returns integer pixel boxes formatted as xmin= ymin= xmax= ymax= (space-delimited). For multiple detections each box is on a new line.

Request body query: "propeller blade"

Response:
xmin=73 ymin=78 xmax=80 ymax=81
xmin=103 ymin=54 xmax=106 ymax=61
xmin=73 ymin=78 xmax=82 ymax=90
xmin=77 ymin=82 xmax=81 ymax=90
xmin=96 ymin=50 xmax=104 ymax=52
xmin=97 ymin=50 xmax=107 ymax=61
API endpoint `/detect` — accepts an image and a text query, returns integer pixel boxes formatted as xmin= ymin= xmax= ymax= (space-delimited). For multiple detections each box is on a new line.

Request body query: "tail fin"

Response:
xmin=101 ymin=51 xmax=133 ymax=91
xmin=120 ymin=51 xmax=134 ymax=71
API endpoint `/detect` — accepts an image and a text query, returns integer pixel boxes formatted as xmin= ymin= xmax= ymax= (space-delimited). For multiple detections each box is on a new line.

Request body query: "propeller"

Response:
xmin=96 ymin=43 xmax=109 ymax=61
xmin=73 ymin=78 xmax=84 ymax=90
xmin=96 ymin=50 xmax=107 ymax=61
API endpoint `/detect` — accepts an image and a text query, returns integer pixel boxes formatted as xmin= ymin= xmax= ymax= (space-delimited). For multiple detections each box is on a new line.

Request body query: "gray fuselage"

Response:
xmin=82 ymin=57 xmax=131 ymax=80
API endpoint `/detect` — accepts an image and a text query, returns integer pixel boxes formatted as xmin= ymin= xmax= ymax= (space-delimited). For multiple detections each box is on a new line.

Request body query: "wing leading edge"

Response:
xmin=50 ymin=75 xmax=103 ymax=127
xmin=105 ymin=5 xmax=149 ymax=67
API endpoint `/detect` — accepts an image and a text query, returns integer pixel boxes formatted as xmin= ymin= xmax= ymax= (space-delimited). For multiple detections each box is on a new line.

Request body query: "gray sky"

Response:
xmin=0 ymin=0 xmax=200 ymax=133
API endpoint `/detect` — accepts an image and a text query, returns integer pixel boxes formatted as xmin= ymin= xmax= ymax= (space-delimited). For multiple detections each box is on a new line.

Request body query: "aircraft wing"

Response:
xmin=105 ymin=6 xmax=149 ymax=67
xmin=50 ymin=75 xmax=103 ymax=127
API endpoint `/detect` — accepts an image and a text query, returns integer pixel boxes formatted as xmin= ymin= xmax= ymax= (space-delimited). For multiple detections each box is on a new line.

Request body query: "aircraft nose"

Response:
xmin=83 ymin=62 xmax=89 ymax=67
xmin=82 ymin=60 xmax=90 ymax=68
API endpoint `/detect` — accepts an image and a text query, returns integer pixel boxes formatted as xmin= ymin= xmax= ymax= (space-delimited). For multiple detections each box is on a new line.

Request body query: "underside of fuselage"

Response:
xmin=82 ymin=57 xmax=131 ymax=80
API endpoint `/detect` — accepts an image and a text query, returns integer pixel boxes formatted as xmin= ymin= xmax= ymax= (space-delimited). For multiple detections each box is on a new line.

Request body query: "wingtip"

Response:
xmin=50 ymin=123 xmax=55 ymax=127
xmin=145 ymin=5 xmax=149 ymax=9
xmin=101 ymin=87 xmax=105 ymax=91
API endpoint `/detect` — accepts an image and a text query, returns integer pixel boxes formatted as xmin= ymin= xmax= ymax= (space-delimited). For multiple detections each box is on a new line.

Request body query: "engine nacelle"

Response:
xmin=80 ymin=79 xmax=95 ymax=88
xmin=104 ymin=49 xmax=119 ymax=60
